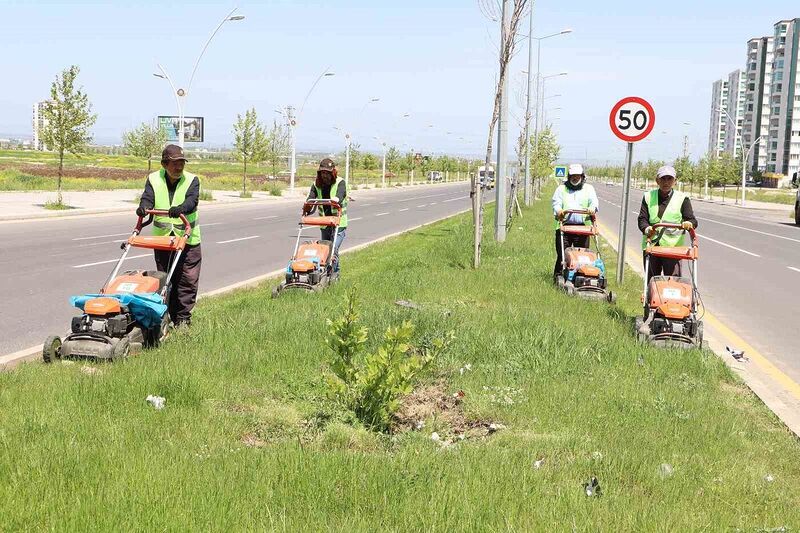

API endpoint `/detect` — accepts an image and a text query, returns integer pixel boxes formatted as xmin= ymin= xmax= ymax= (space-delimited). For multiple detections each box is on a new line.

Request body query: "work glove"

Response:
xmin=556 ymin=210 xmax=565 ymax=220
xmin=645 ymin=226 xmax=655 ymax=238
xmin=681 ymin=221 xmax=694 ymax=230
xmin=168 ymin=206 xmax=183 ymax=218
xmin=136 ymin=206 xmax=147 ymax=217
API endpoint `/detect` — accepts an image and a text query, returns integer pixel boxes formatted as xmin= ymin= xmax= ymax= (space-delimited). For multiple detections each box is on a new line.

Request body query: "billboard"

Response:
xmin=158 ymin=116 xmax=204 ymax=143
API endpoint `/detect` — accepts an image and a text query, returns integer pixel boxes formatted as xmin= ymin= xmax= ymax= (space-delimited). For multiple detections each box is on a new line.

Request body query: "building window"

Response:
xmin=775 ymin=72 xmax=784 ymax=81
xmin=749 ymin=83 xmax=756 ymax=90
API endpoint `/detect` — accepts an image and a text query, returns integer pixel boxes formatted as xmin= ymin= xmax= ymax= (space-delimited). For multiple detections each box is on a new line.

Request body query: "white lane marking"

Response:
xmin=399 ymin=208 xmax=410 ymax=212
xmin=788 ymin=267 xmax=800 ymax=273
xmin=73 ymin=253 xmax=150 ymax=269
xmin=78 ymin=238 xmax=128 ymax=248
xmin=217 ymin=235 xmax=260 ymax=244
xmin=202 ymin=222 xmax=223 ymax=227
xmin=361 ymin=203 xmax=372 ymax=207
xmin=253 ymin=215 xmax=278 ymax=220
xmin=443 ymin=197 xmax=463 ymax=203
xmin=429 ymin=202 xmax=438 ymax=206
xmin=697 ymin=235 xmax=761 ymax=257
xmin=349 ymin=217 xmax=363 ymax=221
xmin=697 ymin=216 xmax=800 ymax=244
xmin=380 ymin=201 xmax=388 ymax=204
xmin=375 ymin=212 xmax=389 ymax=217
xmin=72 ymin=232 xmax=130 ymax=241
xmin=417 ymin=204 xmax=427 ymax=208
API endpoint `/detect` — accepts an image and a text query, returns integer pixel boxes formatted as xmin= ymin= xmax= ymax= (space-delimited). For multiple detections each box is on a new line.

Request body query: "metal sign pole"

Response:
xmin=616 ymin=141 xmax=634 ymax=284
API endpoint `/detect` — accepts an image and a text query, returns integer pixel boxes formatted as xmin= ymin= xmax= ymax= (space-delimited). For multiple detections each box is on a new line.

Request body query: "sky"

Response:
xmin=0 ymin=0 xmax=797 ymax=164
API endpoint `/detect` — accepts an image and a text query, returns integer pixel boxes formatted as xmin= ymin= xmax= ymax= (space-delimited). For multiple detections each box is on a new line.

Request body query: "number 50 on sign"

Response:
xmin=609 ymin=96 xmax=655 ymax=143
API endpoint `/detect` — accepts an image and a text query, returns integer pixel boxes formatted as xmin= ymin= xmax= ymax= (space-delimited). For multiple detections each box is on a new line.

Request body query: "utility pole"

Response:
xmin=287 ymin=105 xmax=297 ymax=191
xmin=523 ymin=3 xmax=535 ymax=206
xmin=494 ymin=0 xmax=511 ymax=243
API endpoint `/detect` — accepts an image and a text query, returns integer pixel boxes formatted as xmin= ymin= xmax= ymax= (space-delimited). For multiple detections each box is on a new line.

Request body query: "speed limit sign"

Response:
xmin=609 ymin=96 xmax=655 ymax=143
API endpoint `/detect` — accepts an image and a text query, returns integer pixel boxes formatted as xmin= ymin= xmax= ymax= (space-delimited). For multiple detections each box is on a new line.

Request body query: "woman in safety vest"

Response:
xmin=304 ymin=158 xmax=348 ymax=273
xmin=136 ymin=144 xmax=202 ymax=327
xmin=551 ymin=163 xmax=599 ymax=281
xmin=637 ymin=165 xmax=698 ymax=282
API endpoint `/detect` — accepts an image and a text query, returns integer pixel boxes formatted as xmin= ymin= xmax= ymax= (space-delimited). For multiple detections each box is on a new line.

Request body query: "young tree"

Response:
xmin=385 ymin=146 xmax=400 ymax=177
xmin=41 ymin=65 xmax=97 ymax=205
xmin=263 ymin=120 xmax=290 ymax=179
xmin=232 ymin=107 xmax=268 ymax=196
xmin=531 ymin=125 xmax=561 ymax=179
xmin=362 ymin=153 xmax=378 ymax=171
xmin=122 ymin=121 xmax=167 ymax=173
xmin=673 ymin=156 xmax=695 ymax=196
xmin=476 ymin=0 xmax=530 ymax=267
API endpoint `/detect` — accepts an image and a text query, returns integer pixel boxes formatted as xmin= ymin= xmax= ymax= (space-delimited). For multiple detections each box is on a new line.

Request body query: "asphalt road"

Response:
xmin=594 ymin=182 xmax=800 ymax=384
xmin=0 ymin=182 xmax=471 ymax=356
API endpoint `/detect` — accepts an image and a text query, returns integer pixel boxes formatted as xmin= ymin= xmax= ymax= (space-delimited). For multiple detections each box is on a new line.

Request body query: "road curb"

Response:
xmin=0 ymin=204 xmax=470 ymax=370
xmin=596 ymin=220 xmax=800 ymax=438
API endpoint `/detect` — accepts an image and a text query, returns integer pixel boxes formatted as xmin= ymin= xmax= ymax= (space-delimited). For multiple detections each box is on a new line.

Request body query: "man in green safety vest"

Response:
xmin=637 ymin=165 xmax=698 ymax=282
xmin=551 ymin=163 xmax=598 ymax=281
xmin=136 ymin=144 xmax=202 ymax=327
xmin=304 ymin=157 xmax=347 ymax=273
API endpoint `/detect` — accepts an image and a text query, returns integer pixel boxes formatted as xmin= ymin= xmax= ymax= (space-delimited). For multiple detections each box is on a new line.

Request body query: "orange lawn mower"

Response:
xmin=42 ymin=210 xmax=191 ymax=362
xmin=635 ymin=223 xmax=706 ymax=349
xmin=555 ymin=209 xmax=615 ymax=303
xmin=272 ymin=199 xmax=343 ymax=297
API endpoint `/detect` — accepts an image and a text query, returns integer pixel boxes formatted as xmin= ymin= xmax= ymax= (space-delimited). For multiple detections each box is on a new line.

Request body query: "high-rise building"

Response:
xmin=742 ymin=36 xmax=774 ymax=172
xmin=766 ymin=18 xmax=800 ymax=179
xmin=723 ymin=69 xmax=746 ymax=157
xmin=32 ymin=101 xmax=49 ymax=151
xmin=708 ymin=79 xmax=728 ymax=157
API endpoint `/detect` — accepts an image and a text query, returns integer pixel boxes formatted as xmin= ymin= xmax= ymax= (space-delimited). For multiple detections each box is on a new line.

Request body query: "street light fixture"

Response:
xmin=153 ymin=7 xmax=244 ymax=147
xmin=717 ymin=106 xmax=753 ymax=205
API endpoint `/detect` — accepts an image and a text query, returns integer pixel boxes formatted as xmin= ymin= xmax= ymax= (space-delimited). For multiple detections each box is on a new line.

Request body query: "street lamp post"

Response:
xmin=718 ymin=106 xmax=756 ymax=205
xmin=533 ymin=71 xmax=567 ymax=198
xmin=153 ymin=8 xmax=244 ymax=148
xmin=525 ymin=27 xmax=571 ymax=204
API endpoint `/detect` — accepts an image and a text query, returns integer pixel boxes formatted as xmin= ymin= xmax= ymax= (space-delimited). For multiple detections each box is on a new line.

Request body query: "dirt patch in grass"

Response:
xmin=393 ymin=380 xmax=501 ymax=440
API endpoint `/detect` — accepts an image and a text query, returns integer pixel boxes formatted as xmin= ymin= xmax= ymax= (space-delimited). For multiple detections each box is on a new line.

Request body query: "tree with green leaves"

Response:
xmin=718 ymin=152 xmax=741 ymax=202
xmin=531 ymin=125 xmax=561 ymax=190
xmin=362 ymin=153 xmax=378 ymax=171
xmin=385 ymin=146 xmax=400 ymax=177
xmin=232 ymin=107 xmax=268 ymax=197
xmin=263 ymin=120 xmax=290 ymax=179
xmin=122 ymin=121 xmax=167 ymax=173
xmin=41 ymin=65 xmax=97 ymax=205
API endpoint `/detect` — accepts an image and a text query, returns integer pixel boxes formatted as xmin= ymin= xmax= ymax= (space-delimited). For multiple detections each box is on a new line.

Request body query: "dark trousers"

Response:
xmin=320 ymin=227 xmax=346 ymax=272
xmin=554 ymin=230 xmax=590 ymax=277
xmin=155 ymin=243 xmax=202 ymax=325
xmin=643 ymin=253 xmax=681 ymax=283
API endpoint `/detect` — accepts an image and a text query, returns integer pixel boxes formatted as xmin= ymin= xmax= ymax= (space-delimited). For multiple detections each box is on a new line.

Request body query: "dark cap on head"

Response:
xmin=162 ymin=144 xmax=188 ymax=162
xmin=318 ymin=158 xmax=336 ymax=172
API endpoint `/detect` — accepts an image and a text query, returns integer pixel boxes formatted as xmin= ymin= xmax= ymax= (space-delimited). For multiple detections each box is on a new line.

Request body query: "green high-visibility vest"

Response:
xmin=314 ymin=177 xmax=348 ymax=228
xmin=148 ymin=169 xmax=201 ymax=246
xmin=642 ymin=189 xmax=686 ymax=249
xmin=553 ymin=184 xmax=593 ymax=230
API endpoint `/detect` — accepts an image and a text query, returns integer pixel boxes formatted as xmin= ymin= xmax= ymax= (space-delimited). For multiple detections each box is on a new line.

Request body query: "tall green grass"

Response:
xmin=0 ymin=197 xmax=798 ymax=530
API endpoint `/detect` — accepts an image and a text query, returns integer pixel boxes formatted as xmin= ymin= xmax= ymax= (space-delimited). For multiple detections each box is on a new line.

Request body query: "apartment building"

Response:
xmin=742 ymin=36 xmax=774 ymax=171
xmin=723 ymin=69 xmax=746 ymax=157
xmin=767 ymin=18 xmax=800 ymax=179
xmin=32 ymin=101 xmax=48 ymax=151
xmin=708 ymin=79 xmax=728 ymax=158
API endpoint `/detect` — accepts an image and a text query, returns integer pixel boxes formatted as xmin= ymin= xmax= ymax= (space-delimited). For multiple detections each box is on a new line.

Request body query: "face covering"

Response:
xmin=565 ymin=176 xmax=584 ymax=191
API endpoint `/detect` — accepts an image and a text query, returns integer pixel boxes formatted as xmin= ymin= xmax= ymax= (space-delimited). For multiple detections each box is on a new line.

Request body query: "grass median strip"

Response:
xmin=1 ymin=197 xmax=799 ymax=530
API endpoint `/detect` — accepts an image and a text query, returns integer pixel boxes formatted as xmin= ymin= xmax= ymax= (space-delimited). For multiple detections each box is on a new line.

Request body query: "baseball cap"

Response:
xmin=162 ymin=144 xmax=188 ymax=162
xmin=657 ymin=165 xmax=676 ymax=179
xmin=318 ymin=158 xmax=336 ymax=172
xmin=568 ymin=163 xmax=584 ymax=176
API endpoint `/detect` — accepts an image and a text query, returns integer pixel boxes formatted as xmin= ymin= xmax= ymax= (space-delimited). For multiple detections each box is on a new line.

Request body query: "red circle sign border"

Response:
xmin=609 ymin=96 xmax=655 ymax=143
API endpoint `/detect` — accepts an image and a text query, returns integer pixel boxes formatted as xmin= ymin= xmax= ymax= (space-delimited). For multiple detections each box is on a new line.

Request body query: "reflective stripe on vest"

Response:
xmin=642 ymin=189 xmax=685 ymax=249
xmin=554 ymin=184 xmax=592 ymax=230
xmin=314 ymin=177 xmax=348 ymax=228
xmin=148 ymin=169 xmax=202 ymax=245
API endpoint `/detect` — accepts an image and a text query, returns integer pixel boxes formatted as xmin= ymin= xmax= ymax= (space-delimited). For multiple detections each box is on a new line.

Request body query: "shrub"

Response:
xmin=325 ymin=291 xmax=453 ymax=431
xmin=268 ymin=184 xmax=283 ymax=196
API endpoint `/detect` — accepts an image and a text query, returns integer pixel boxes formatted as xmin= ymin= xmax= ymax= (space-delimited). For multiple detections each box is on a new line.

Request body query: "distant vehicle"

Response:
xmin=479 ymin=165 xmax=495 ymax=189
xmin=426 ymin=171 xmax=443 ymax=182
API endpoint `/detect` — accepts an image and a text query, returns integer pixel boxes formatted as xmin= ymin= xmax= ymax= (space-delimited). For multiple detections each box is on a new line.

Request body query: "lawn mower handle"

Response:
xmin=304 ymin=199 xmax=341 ymax=210
xmin=560 ymin=208 xmax=596 ymax=222
xmin=650 ymin=222 xmax=698 ymax=247
xmin=136 ymin=209 xmax=192 ymax=240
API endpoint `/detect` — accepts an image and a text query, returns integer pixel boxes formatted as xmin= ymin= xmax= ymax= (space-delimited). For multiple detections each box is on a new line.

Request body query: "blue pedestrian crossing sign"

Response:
xmin=554 ymin=166 xmax=567 ymax=178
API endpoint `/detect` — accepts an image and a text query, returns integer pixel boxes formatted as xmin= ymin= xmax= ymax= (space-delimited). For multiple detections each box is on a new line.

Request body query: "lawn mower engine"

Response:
xmin=284 ymin=241 xmax=332 ymax=286
xmin=565 ymin=248 xmax=607 ymax=290
xmin=646 ymin=276 xmax=702 ymax=344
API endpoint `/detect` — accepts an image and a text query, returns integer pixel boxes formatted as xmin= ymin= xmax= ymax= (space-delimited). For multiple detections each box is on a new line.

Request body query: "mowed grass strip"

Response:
xmin=0 ymin=197 xmax=798 ymax=530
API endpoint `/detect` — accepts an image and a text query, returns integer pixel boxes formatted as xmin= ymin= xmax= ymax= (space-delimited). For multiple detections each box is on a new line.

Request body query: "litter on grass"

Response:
xmin=584 ymin=476 xmax=601 ymax=497
xmin=146 ymin=395 xmax=166 ymax=410
xmin=659 ymin=463 xmax=674 ymax=478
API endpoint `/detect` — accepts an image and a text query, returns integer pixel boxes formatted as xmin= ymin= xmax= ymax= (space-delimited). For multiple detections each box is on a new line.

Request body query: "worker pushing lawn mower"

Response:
xmin=273 ymin=158 xmax=348 ymax=297
xmin=635 ymin=165 xmax=704 ymax=348
xmin=555 ymin=209 xmax=614 ymax=303
xmin=42 ymin=210 xmax=191 ymax=362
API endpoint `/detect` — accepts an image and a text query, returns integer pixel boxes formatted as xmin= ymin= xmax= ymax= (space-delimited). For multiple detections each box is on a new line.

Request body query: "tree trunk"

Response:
xmin=722 ymin=183 xmax=726 ymax=203
xmin=243 ymin=158 xmax=248 ymax=195
xmin=147 ymin=157 xmax=152 ymax=173
xmin=58 ymin=149 xmax=64 ymax=205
